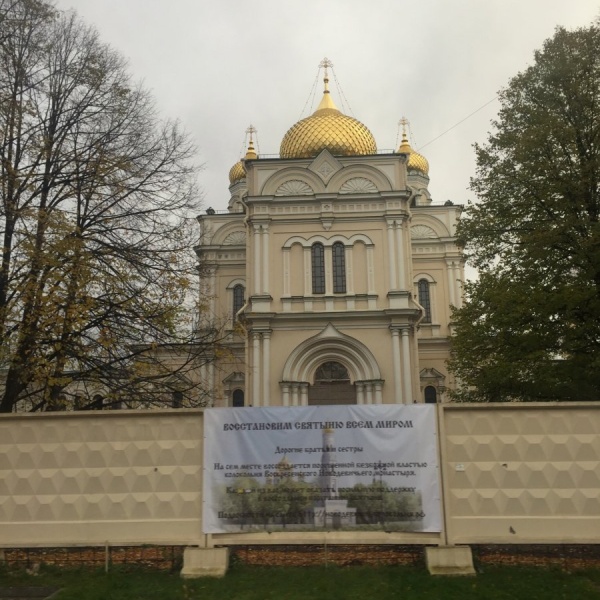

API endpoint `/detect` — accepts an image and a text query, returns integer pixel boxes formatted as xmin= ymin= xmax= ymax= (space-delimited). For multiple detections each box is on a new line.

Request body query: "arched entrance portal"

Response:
xmin=308 ymin=361 xmax=356 ymax=405
xmin=280 ymin=323 xmax=383 ymax=405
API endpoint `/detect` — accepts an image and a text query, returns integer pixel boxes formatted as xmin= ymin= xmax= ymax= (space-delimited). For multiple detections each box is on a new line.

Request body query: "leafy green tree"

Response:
xmin=449 ymin=20 xmax=600 ymax=402
xmin=0 ymin=1 xmax=223 ymax=412
xmin=271 ymin=478 xmax=319 ymax=527
xmin=340 ymin=480 xmax=422 ymax=525
xmin=219 ymin=478 xmax=263 ymax=530
xmin=219 ymin=476 xmax=319 ymax=529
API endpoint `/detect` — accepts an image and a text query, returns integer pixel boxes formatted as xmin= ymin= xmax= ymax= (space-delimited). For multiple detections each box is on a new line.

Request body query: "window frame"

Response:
xmin=418 ymin=278 xmax=432 ymax=323
xmin=232 ymin=389 xmax=245 ymax=407
xmin=424 ymin=385 xmax=437 ymax=404
xmin=332 ymin=242 xmax=346 ymax=294
xmin=232 ymin=283 xmax=245 ymax=320
xmin=311 ymin=242 xmax=325 ymax=294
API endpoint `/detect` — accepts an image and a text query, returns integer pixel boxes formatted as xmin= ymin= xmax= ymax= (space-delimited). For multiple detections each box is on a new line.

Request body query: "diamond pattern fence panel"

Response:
xmin=440 ymin=403 xmax=600 ymax=545
xmin=3 ymin=404 xmax=600 ymax=550
xmin=0 ymin=410 xmax=204 ymax=547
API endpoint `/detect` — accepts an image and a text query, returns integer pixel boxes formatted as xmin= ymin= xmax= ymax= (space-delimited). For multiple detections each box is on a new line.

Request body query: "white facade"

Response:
xmin=196 ymin=76 xmax=463 ymax=408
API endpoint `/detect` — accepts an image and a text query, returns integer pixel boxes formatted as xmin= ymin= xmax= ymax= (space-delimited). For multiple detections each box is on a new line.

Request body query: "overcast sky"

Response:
xmin=54 ymin=1 xmax=598 ymax=212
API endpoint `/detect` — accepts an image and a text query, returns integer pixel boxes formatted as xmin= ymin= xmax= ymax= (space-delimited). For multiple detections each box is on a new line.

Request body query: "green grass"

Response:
xmin=1 ymin=564 xmax=600 ymax=599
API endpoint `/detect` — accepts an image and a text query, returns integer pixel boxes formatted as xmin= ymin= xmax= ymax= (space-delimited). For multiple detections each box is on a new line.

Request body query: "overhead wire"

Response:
xmin=288 ymin=60 xmax=497 ymax=157
xmin=331 ymin=67 xmax=354 ymax=117
xmin=252 ymin=126 xmax=261 ymax=157
xmin=298 ymin=68 xmax=321 ymax=120
xmin=417 ymin=96 xmax=498 ymax=151
xmin=237 ymin=124 xmax=260 ymax=159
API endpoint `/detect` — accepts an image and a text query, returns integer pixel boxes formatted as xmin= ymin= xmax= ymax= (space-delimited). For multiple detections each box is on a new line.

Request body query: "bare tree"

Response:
xmin=0 ymin=1 xmax=223 ymax=412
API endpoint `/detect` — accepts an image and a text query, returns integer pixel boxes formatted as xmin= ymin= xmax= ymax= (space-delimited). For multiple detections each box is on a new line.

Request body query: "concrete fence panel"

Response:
xmin=440 ymin=402 xmax=600 ymax=545
xmin=0 ymin=410 xmax=204 ymax=547
xmin=2 ymin=402 xmax=600 ymax=550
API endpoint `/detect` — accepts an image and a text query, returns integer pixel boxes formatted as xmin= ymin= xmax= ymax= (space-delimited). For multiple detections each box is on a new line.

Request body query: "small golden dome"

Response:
xmin=280 ymin=72 xmax=377 ymax=159
xmin=397 ymin=132 xmax=429 ymax=175
xmin=228 ymin=160 xmax=246 ymax=184
xmin=228 ymin=129 xmax=258 ymax=184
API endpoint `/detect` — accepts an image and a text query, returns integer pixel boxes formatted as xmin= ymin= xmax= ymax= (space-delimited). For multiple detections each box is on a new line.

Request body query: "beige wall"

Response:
xmin=2 ymin=402 xmax=599 ymax=548
xmin=440 ymin=402 xmax=600 ymax=545
xmin=0 ymin=411 xmax=204 ymax=547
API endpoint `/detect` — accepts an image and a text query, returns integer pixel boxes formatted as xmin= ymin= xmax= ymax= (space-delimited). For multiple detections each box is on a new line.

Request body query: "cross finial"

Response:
xmin=399 ymin=116 xmax=409 ymax=136
xmin=319 ymin=57 xmax=334 ymax=93
xmin=246 ymin=124 xmax=257 ymax=142
xmin=244 ymin=124 xmax=258 ymax=159
xmin=319 ymin=57 xmax=334 ymax=73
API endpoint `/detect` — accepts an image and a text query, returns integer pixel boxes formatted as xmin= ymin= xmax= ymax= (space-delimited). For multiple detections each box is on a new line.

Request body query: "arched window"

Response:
xmin=172 ymin=391 xmax=183 ymax=408
xmin=91 ymin=395 xmax=104 ymax=410
xmin=309 ymin=361 xmax=356 ymax=405
xmin=418 ymin=279 xmax=431 ymax=323
xmin=315 ymin=361 xmax=350 ymax=383
xmin=311 ymin=243 xmax=325 ymax=294
xmin=233 ymin=284 xmax=245 ymax=320
xmin=424 ymin=386 xmax=437 ymax=404
xmin=232 ymin=389 xmax=245 ymax=407
xmin=332 ymin=242 xmax=346 ymax=293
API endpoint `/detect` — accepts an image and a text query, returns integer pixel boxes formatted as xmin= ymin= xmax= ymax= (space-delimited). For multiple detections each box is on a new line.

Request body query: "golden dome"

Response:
xmin=228 ymin=131 xmax=258 ymax=184
xmin=228 ymin=160 xmax=246 ymax=184
xmin=280 ymin=72 xmax=377 ymax=159
xmin=397 ymin=132 xmax=429 ymax=175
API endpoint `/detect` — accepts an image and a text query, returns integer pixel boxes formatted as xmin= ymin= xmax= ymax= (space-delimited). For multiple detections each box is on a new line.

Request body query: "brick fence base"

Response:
xmin=230 ymin=544 xmax=425 ymax=567
xmin=472 ymin=545 xmax=600 ymax=571
xmin=1 ymin=546 xmax=184 ymax=572
xmin=2 ymin=544 xmax=600 ymax=572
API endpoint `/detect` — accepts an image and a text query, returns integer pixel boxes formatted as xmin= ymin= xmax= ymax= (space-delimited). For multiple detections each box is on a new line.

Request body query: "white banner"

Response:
xmin=203 ymin=404 xmax=441 ymax=533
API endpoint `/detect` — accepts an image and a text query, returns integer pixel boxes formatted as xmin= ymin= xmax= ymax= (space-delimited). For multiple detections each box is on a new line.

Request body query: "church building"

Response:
xmin=196 ymin=61 xmax=463 ymax=408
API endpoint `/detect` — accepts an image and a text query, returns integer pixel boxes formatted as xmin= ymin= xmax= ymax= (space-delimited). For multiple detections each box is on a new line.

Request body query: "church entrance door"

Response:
xmin=307 ymin=361 xmax=357 ymax=406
